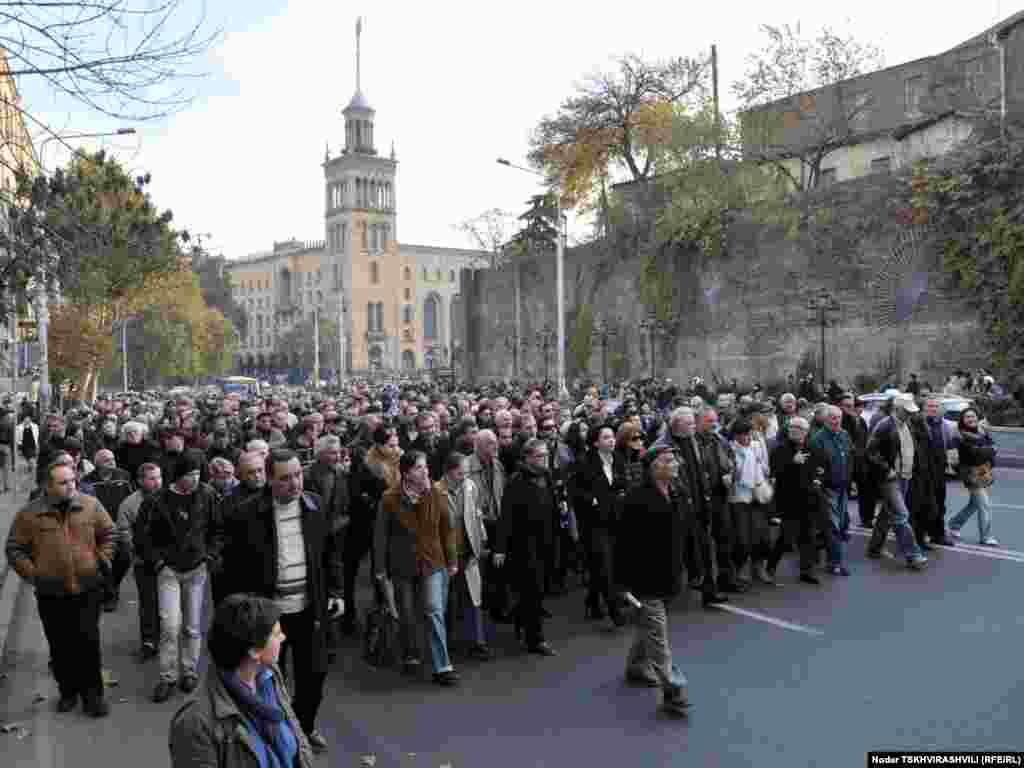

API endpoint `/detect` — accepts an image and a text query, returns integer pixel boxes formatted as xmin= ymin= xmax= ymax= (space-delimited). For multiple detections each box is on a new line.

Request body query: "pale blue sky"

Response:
xmin=15 ymin=0 xmax=1018 ymax=259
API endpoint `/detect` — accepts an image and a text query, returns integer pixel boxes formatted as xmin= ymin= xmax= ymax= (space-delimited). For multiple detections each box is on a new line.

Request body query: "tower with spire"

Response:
xmin=323 ymin=15 xmax=401 ymax=373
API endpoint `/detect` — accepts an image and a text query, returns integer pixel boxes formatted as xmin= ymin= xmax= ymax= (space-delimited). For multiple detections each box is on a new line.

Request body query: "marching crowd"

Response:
xmin=1 ymin=375 xmax=1000 ymax=764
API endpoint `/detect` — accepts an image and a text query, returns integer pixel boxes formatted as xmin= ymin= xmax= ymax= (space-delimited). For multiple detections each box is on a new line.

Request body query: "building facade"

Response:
xmin=744 ymin=11 xmax=1024 ymax=187
xmin=225 ymin=21 xmax=486 ymax=376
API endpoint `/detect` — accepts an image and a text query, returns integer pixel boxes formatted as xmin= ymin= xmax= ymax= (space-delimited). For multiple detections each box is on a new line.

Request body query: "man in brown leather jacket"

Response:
xmin=5 ymin=460 xmax=116 ymax=717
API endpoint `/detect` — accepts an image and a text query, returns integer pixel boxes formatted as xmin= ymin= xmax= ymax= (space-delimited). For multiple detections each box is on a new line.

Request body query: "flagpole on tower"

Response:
xmin=356 ymin=16 xmax=362 ymax=92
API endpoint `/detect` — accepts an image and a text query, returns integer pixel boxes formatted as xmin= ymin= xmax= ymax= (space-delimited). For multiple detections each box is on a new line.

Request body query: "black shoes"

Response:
xmin=82 ymin=692 xmax=110 ymax=718
xmin=718 ymin=580 xmax=748 ymax=594
xmin=467 ymin=644 xmax=493 ymax=662
xmin=702 ymin=592 xmax=729 ymax=608
xmin=138 ymin=642 xmax=158 ymax=661
xmin=56 ymin=693 xmax=79 ymax=713
xmin=432 ymin=670 xmax=460 ymax=686
xmin=306 ymin=729 xmax=328 ymax=754
xmin=153 ymin=680 xmax=176 ymax=702
xmin=179 ymin=675 xmax=199 ymax=694
xmin=527 ymin=641 xmax=557 ymax=656
xmin=799 ymin=573 xmax=821 ymax=585
xmin=584 ymin=599 xmax=605 ymax=621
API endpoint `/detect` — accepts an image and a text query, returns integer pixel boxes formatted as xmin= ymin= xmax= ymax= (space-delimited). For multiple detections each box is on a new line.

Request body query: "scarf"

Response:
xmin=219 ymin=668 xmax=292 ymax=768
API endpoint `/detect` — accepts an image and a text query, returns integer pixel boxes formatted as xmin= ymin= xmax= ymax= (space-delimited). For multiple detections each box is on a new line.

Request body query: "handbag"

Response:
xmin=753 ymin=480 xmax=774 ymax=505
xmin=966 ymin=462 xmax=994 ymax=489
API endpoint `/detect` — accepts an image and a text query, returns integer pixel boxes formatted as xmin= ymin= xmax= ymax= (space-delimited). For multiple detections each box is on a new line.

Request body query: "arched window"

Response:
xmin=370 ymin=261 xmax=379 ymax=284
xmin=402 ymin=350 xmax=416 ymax=370
xmin=404 ymin=266 xmax=411 ymax=280
xmin=424 ymin=295 xmax=438 ymax=339
xmin=366 ymin=302 xmax=375 ymax=331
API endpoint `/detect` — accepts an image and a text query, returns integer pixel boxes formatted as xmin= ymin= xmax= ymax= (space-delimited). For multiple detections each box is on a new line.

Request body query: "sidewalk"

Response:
xmin=0 ymin=478 xmax=27 ymax=671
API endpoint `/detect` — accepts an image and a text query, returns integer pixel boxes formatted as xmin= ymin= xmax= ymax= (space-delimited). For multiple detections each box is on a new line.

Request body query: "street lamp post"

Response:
xmin=497 ymin=157 xmax=567 ymax=400
xmin=535 ymin=325 xmax=556 ymax=388
xmin=591 ymin=317 xmax=618 ymax=385
xmin=38 ymin=127 xmax=137 ymax=153
xmin=807 ymin=288 xmax=841 ymax=392
xmin=639 ymin=313 xmax=679 ymax=380
xmin=504 ymin=330 xmax=526 ymax=378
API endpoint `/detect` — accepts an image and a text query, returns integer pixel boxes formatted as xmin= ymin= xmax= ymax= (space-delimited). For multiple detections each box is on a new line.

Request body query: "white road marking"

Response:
xmin=849 ymin=528 xmax=1024 ymax=563
xmin=711 ymin=604 xmax=825 ymax=636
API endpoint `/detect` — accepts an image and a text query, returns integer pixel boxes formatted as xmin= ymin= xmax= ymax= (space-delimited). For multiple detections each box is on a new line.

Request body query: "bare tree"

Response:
xmin=454 ymin=207 xmax=519 ymax=269
xmin=733 ymin=24 xmax=884 ymax=191
xmin=0 ymin=1 xmax=218 ymax=123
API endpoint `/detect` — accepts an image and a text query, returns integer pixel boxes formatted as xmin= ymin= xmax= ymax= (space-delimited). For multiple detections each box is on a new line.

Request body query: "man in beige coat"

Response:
xmin=437 ymin=451 xmax=492 ymax=661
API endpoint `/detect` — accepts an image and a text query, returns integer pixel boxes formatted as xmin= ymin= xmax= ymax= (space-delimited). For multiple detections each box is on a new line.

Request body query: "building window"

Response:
xmin=424 ymin=295 xmax=438 ymax=339
xmin=361 ymin=222 xmax=368 ymax=250
xmin=403 ymin=304 xmax=413 ymax=324
xmin=422 ymin=268 xmax=428 ymax=280
xmin=404 ymin=287 xmax=411 ymax=300
xmin=962 ymin=57 xmax=985 ymax=98
xmin=449 ymin=270 xmax=455 ymax=283
xmin=402 ymin=350 xmax=416 ymax=370
xmin=370 ymin=261 xmax=379 ymax=284
xmin=332 ymin=264 xmax=339 ymax=286
xmin=819 ymin=168 xmax=837 ymax=187
xmin=435 ymin=269 xmax=441 ymax=280
xmin=404 ymin=267 xmax=411 ymax=280
xmin=905 ymin=75 xmax=925 ymax=117
xmin=849 ymin=92 xmax=871 ymax=131
xmin=870 ymin=157 xmax=891 ymax=174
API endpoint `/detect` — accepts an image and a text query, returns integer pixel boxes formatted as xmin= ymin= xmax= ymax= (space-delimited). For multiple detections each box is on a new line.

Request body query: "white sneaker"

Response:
xmin=981 ymin=537 xmax=1000 ymax=547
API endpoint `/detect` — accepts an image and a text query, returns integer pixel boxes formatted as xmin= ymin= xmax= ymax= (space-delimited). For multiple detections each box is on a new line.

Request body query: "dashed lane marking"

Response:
xmin=710 ymin=604 xmax=826 ymax=636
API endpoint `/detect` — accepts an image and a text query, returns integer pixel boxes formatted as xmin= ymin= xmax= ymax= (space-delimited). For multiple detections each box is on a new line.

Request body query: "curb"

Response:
xmin=989 ymin=426 xmax=1024 ymax=433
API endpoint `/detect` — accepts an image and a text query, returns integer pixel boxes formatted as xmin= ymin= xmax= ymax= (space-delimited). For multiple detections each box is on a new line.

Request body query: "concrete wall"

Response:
xmin=462 ymin=172 xmax=986 ymax=388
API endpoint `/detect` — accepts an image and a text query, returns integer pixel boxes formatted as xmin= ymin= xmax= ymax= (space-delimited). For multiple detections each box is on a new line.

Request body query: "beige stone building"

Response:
xmin=226 ymin=20 xmax=485 ymax=375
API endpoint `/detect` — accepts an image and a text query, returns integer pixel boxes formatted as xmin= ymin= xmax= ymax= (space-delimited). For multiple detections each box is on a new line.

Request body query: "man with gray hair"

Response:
xmin=810 ymin=405 xmax=853 ymax=576
xmin=865 ymin=394 xmax=928 ymax=570
xmin=468 ymin=429 xmax=509 ymax=622
xmin=653 ymin=407 xmax=728 ymax=607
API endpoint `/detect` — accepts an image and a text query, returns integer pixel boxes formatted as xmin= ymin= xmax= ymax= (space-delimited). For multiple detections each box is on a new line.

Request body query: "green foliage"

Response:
xmin=638 ymin=247 xmax=675 ymax=317
xmin=192 ymin=251 xmax=247 ymax=337
xmin=275 ymin=316 xmax=341 ymax=370
xmin=568 ymin=303 xmax=594 ymax=375
xmin=912 ymin=130 xmax=1024 ymax=371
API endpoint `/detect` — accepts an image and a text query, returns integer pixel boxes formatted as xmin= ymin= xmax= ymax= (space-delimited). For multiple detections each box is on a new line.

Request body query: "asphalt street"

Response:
xmin=3 ymin=470 xmax=1024 ymax=767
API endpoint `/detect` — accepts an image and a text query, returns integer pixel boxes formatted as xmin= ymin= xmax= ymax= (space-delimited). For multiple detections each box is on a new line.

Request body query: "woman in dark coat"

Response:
xmin=766 ymin=417 xmax=825 ymax=584
xmin=571 ymin=424 xmax=627 ymax=626
xmin=493 ymin=438 xmax=558 ymax=656
xmin=615 ymin=422 xmax=647 ymax=491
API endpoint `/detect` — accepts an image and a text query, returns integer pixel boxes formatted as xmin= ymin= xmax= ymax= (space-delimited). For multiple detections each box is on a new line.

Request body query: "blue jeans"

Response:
xmin=870 ymin=479 xmax=923 ymax=561
xmin=826 ymin=489 xmax=849 ymax=566
xmin=948 ymin=487 xmax=992 ymax=542
xmin=423 ymin=568 xmax=453 ymax=674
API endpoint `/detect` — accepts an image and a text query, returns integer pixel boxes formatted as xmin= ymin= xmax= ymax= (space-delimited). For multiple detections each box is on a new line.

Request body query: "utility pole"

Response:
xmin=807 ymin=288 xmax=841 ymax=392
xmin=313 ymin=306 xmax=320 ymax=389
xmin=121 ymin=319 xmax=128 ymax=392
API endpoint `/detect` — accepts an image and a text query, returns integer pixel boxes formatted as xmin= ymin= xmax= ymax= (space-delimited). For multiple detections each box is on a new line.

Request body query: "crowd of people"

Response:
xmin=1 ymin=374 xmax=1001 ymax=761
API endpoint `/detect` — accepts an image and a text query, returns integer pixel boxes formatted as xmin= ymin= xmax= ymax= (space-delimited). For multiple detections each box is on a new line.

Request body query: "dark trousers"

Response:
xmin=583 ymin=525 xmax=615 ymax=607
xmin=107 ymin=546 xmax=132 ymax=601
xmin=342 ymin=520 xmax=375 ymax=621
xmin=768 ymin=515 xmax=818 ymax=575
xmin=279 ymin=608 xmax=327 ymax=735
xmin=929 ymin=477 xmax=948 ymax=539
xmin=516 ymin=578 xmax=545 ymax=647
xmin=710 ymin=494 xmax=735 ymax=585
xmin=37 ymin=589 xmax=104 ymax=699
xmin=857 ymin=464 xmax=878 ymax=527
xmin=483 ymin=520 xmax=510 ymax=618
xmin=731 ymin=501 xmax=770 ymax=570
xmin=548 ymin=525 xmax=576 ymax=593
xmin=133 ymin=562 xmax=159 ymax=647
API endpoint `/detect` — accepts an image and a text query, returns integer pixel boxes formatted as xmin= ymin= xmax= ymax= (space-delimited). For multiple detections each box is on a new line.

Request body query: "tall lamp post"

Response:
xmin=807 ymin=288 xmax=841 ymax=392
xmin=504 ymin=330 xmax=526 ymax=378
xmin=591 ymin=317 xmax=618 ymax=385
xmin=535 ymin=325 xmax=557 ymax=388
xmin=497 ymin=157 xmax=568 ymax=400
xmin=639 ymin=313 xmax=679 ymax=380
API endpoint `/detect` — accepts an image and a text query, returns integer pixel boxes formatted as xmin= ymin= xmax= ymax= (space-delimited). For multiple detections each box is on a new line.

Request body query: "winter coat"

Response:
xmin=218 ymin=490 xmax=341 ymax=630
xmin=769 ymin=438 xmax=824 ymax=521
xmin=435 ymin=476 xmax=486 ymax=606
xmin=140 ymin=484 xmax=223 ymax=574
xmin=303 ymin=461 xmax=351 ymax=537
xmin=374 ymin=487 xmax=456 ymax=581
xmin=615 ymin=482 xmax=690 ymax=600
xmin=5 ymin=492 xmax=115 ymax=596
xmin=958 ymin=428 xmax=996 ymax=489
xmin=494 ymin=470 xmax=557 ymax=596
xmin=570 ymin=450 xmax=627 ymax=530
xmin=169 ymin=663 xmax=313 ymax=768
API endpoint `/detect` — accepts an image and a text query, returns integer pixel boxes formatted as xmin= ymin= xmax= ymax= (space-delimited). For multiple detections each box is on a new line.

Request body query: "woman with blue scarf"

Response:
xmin=170 ymin=594 xmax=313 ymax=768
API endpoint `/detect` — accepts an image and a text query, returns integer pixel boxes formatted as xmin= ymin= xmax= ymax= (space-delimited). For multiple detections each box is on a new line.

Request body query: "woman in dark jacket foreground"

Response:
xmin=948 ymin=407 xmax=998 ymax=546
